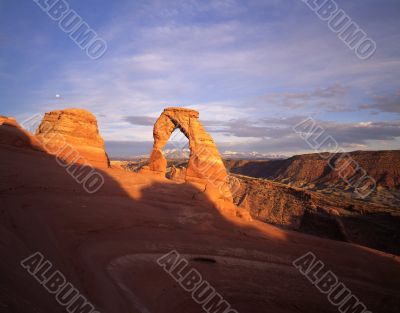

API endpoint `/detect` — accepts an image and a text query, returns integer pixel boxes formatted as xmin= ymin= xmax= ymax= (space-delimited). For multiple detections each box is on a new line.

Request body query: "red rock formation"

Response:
xmin=35 ymin=108 xmax=110 ymax=168
xmin=143 ymin=107 xmax=233 ymax=206
xmin=227 ymin=150 xmax=400 ymax=191
xmin=1 ymin=110 xmax=399 ymax=313
xmin=167 ymin=165 xmax=186 ymax=182
xmin=233 ymin=174 xmax=400 ymax=255
xmin=0 ymin=115 xmax=45 ymax=152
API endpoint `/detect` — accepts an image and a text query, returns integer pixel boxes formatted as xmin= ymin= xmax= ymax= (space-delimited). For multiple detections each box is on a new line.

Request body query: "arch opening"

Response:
xmin=165 ymin=128 xmax=190 ymax=181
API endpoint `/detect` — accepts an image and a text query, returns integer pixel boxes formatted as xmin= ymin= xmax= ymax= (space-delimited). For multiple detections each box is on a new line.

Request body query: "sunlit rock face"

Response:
xmin=167 ymin=165 xmax=186 ymax=182
xmin=35 ymin=108 xmax=110 ymax=168
xmin=144 ymin=107 xmax=233 ymax=203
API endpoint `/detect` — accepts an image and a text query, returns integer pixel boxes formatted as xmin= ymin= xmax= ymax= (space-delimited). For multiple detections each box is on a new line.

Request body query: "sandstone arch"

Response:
xmin=144 ymin=107 xmax=233 ymax=202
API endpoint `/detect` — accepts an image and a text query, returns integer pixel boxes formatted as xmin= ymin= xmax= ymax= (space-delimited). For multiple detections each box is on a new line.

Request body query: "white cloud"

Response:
xmin=9 ymin=0 xmax=399 ymax=156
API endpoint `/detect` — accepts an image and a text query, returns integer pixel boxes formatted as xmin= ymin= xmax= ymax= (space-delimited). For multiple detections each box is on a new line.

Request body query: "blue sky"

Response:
xmin=1 ymin=0 xmax=399 ymax=157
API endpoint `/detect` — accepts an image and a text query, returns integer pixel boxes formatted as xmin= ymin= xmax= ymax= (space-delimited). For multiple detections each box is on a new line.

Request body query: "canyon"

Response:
xmin=116 ymin=152 xmax=400 ymax=255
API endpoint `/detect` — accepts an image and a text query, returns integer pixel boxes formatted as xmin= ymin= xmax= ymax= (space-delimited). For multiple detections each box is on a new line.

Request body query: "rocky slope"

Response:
xmin=113 ymin=156 xmax=400 ymax=254
xmin=225 ymin=148 xmax=400 ymax=256
xmin=0 ymin=115 xmax=45 ymax=152
xmin=226 ymin=150 xmax=400 ymax=191
xmin=232 ymin=175 xmax=400 ymax=255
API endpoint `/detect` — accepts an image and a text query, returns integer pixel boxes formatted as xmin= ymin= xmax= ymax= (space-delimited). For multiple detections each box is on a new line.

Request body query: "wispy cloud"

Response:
xmin=256 ymin=84 xmax=352 ymax=112
xmin=125 ymin=115 xmax=157 ymax=126
xmin=122 ymin=113 xmax=400 ymax=151
xmin=1 ymin=0 xmax=400 ymax=156
xmin=360 ymin=90 xmax=400 ymax=114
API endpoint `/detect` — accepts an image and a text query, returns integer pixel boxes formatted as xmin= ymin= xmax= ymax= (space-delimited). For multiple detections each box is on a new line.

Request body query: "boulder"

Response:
xmin=167 ymin=165 xmax=186 ymax=182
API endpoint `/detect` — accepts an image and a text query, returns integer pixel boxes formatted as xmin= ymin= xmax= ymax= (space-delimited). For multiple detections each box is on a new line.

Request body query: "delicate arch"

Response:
xmin=144 ymin=107 xmax=232 ymax=201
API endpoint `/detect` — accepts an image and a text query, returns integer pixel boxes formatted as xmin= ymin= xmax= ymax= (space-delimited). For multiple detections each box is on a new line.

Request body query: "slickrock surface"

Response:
xmin=0 ymin=115 xmax=45 ymax=151
xmin=143 ymin=107 xmax=232 ymax=209
xmin=0 ymin=119 xmax=399 ymax=313
xmin=117 ymin=158 xmax=400 ymax=255
xmin=35 ymin=108 xmax=110 ymax=168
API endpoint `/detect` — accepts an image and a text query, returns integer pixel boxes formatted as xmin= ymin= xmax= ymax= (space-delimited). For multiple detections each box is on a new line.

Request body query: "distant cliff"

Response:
xmin=226 ymin=150 xmax=400 ymax=191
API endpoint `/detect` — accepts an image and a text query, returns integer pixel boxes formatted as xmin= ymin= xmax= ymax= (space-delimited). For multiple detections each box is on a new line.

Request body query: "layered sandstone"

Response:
xmin=233 ymin=174 xmax=400 ymax=255
xmin=35 ymin=109 xmax=110 ymax=168
xmin=166 ymin=165 xmax=186 ymax=182
xmin=142 ymin=107 xmax=232 ymax=205
xmin=227 ymin=150 xmax=400 ymax=191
